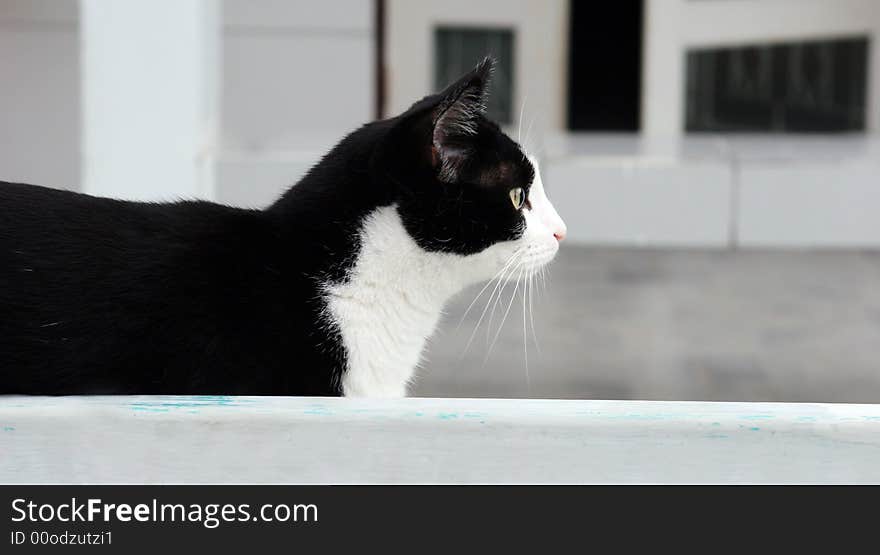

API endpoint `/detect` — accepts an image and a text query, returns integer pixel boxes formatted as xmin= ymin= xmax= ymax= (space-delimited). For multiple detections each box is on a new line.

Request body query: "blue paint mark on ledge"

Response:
xmin=129 ymin=396 xmax=253 ymax=413
xmin=131 ymin=405 xmax=171 ymax=413
xmin=303 ymin=405 xmax=333 ymax=416
xmin=3 ymin=426 xmax=14 ymax=432
xmin=463 ymin=412 xmax=488 ymax=419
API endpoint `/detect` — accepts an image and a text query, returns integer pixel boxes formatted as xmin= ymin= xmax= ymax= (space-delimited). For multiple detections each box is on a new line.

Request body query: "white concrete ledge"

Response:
xmin=2 ymin=396 xmax=879 ymax=484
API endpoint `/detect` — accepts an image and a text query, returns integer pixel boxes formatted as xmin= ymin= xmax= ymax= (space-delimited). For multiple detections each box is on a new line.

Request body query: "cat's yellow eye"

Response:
xmin=509 ymin=187 xmax=525 ymax=210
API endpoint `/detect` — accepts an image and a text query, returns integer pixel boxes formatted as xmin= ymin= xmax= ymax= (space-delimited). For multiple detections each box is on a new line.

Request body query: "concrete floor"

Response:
xmin=413 ymin=246 xmax=880 ymax=403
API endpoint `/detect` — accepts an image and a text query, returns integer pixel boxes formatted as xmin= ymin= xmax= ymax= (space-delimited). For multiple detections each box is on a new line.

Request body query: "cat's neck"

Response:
xmin=344 ymin=205 xmax=474 ymax=302
xmin=323 ymin=205 xmax=476 ymax=397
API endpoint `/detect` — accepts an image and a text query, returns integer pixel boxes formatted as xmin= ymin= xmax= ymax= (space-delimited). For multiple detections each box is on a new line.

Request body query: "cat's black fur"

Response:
xmin=0 ymin=57 xmax=535 ymax=395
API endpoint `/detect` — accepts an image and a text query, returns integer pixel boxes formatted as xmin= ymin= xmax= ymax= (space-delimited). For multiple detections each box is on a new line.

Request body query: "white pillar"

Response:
xmin=81 ymin=0 xmax=220 ymax=201
xmin=641 ymin=0 xmax=684 ymax=139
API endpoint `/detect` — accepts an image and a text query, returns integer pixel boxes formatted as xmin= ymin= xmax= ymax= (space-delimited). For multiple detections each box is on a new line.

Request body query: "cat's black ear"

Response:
xmin=431 ymin=56 xmax=495 ymax=182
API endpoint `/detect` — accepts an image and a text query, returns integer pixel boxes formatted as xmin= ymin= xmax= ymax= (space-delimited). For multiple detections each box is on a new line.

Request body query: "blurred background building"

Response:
xmin=2 ymin=0 xmax=879 ymax=401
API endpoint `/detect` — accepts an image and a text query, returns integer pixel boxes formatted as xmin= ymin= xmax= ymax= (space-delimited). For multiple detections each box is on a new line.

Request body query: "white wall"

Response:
xmin=0 ymin=0 xmax=373 ymax=203
xmin=642 ymin=0 xmax=880 ymax=138
xmin=0 ymin=0 xmax=80 ymax=191
xmin=544 ymin=134 xmax=880 ymax=248
xmin=733 ymin=136 xmax=880 ymax=248
xmin=215 ymin=149 xmax=331 ymax=208
xmin=385 ymin=0 xmax=568 ymax=140
xmin=217 ymin=0 xmax=374 ymax=206
xmin=545 ymin=135 xmax=732 ymax=247
xmin=221 ymin=0 xmax=373 ymax=150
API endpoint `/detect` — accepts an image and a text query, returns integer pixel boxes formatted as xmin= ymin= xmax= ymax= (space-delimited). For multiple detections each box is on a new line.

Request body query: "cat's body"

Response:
xmin=0 ymin=58 xmax=565 ymax=396
xmin=0 ymin=181 xmax=342 ymax=395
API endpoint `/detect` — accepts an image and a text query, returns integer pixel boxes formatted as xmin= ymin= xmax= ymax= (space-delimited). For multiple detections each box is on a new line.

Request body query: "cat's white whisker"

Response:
xmin=485 ymin=262 xmax=524 ymax=364
xmin=517 ymin=94 xmax=528 ymax=145
xmin=483 ymin=251 xmax=525 ymax=345
xmin=528 ymin=271 xmax=540 ymax=354
xmin=461 ymin=249 xmax=525 ymax=356
xmin=485 ymin=254 xmax=521 ymax=345
xmin=524 ymin=113 xmax=537 ymax=157
xmin=455 ymin=249 xmax=522 ymax=332
xmin=521 ymin=267 xmax=531 ymax=392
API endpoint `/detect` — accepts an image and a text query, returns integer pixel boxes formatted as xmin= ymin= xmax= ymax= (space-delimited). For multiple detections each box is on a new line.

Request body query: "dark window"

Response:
xmin=686 ymin=37 xmax=868 ymax=132
xmin=567 ymin=1 xmax=644 ymax=131
xmin=435 ymin=27 xmax=514 ymax=124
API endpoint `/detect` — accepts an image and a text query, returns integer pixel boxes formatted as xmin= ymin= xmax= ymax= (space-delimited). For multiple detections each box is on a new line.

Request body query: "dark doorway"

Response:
xmin=567 ymin=1 xmax=644 ymax=131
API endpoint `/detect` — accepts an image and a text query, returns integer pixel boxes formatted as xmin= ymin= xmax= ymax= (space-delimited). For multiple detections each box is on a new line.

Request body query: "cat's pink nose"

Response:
xmin=554 ymin=230 xmax=566 ymax=242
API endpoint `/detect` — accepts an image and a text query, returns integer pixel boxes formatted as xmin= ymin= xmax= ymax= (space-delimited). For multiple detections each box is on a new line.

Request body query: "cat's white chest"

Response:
xmin=327 ymin=287 xmax=442 ymax=397
xmin=323 ymin=205 xmax=464 ymax=397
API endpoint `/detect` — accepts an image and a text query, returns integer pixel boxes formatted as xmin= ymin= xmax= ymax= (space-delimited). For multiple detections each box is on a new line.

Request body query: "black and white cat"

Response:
xmin=0 ymin=57 xmax=565 ymax=397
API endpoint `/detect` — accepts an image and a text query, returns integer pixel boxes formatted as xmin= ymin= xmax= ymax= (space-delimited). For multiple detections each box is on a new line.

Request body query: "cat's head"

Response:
xmin=378 ymin=57 xmax=566 ymax=284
